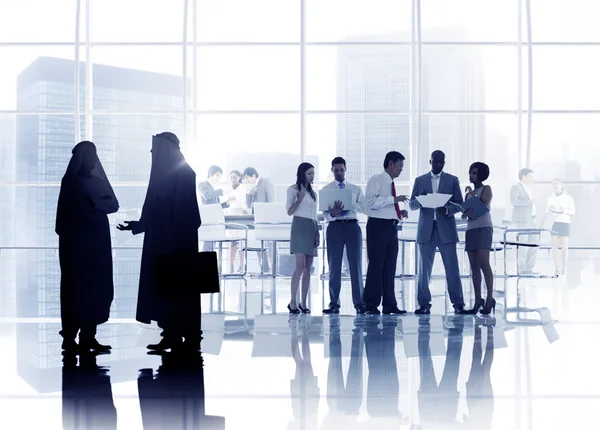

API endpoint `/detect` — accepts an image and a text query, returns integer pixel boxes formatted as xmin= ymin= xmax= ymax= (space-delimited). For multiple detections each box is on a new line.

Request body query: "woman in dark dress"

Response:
xmin=56 ymin=141 xmax=119 ymax=353
xmin=118 ymin=132 xmax=201 ymax=352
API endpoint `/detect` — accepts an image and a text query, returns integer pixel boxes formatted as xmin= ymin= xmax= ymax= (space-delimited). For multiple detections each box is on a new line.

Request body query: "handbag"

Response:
xmin=155 ymin=251 xmax=220 ymax=296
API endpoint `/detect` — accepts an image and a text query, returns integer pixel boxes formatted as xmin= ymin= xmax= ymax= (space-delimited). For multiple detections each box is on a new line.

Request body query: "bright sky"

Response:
xmin=1 ymin=0 xmax=600 ymax=180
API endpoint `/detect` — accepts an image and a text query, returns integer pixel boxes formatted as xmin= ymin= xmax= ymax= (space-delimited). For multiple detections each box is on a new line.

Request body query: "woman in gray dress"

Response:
xmin=286 ymin=162 xmax=319 ymax=314
xmin=462 ymin=162 xmax=495 ymax=315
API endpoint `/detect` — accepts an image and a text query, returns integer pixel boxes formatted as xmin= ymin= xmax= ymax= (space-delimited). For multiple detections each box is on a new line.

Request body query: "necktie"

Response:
xmin=391 ymin=181 xmax=404 ymax=220
xmin=338 ymin=182 xmax=349 ymax=216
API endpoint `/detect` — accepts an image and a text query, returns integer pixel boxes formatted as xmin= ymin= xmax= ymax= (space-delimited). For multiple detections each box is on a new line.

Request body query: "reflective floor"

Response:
xmin=0 ymin=250 xmax=598 ymax=429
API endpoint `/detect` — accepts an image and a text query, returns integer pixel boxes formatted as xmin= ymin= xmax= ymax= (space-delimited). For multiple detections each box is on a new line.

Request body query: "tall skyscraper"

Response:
xmin=337 ymin=30 xmax=485 ymax=183
xmin=0 ymin=116 xmax=16 ymax=318
xmin=15 ymin=57 xmax=186 ymax=378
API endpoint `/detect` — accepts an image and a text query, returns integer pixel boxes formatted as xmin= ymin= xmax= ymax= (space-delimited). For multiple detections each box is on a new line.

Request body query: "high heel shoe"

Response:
xmin=288 ymin=304 xmax=301 ymax=314
xmin=480 ymin=298 xmax=496 ymax=315
xmin=468 ymin=299 xmax=485 ymax=315
xmin=298 ymin=304 xmax=311 ymax=314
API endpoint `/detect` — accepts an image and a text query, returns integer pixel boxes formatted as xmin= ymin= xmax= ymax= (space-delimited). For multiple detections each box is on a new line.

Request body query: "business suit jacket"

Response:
xmin=409 ymin=172 xmax=463 ymax=244
xmin=198 ymin=180 xmax=227 ymax=208
xmin=246 ymin=177 xmax=275 ymax=212
xmin=510 ymin=182 xmax=534 ymax=224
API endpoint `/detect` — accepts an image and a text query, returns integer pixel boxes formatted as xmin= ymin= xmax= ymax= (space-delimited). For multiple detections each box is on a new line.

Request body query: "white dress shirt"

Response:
xmin=365 ymin=171 xmax=401 ymax=220
xmin=431 ymin=171 xmax=441 ymax=220
xmin=286 ymin=184 xmax=318 ymax=220
xmin=322 ymin=180 xmax=364 ymax=222
xmin=546 ymin=192 xmax=576 ymax=223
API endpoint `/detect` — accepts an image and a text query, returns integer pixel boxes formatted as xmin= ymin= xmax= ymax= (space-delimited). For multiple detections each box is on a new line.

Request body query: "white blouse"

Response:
xmin=286 ymin=184 xmax=318 ymax=220
xmin=546 ymin=192 xmax=576 ymax=224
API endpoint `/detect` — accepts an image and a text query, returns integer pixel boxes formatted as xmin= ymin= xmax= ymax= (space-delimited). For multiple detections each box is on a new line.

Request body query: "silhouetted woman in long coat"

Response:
xmin=56 ymin=141 xmax=118 ymax=353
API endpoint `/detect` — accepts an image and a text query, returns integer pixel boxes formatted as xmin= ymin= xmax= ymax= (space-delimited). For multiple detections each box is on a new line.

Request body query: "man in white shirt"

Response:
xmin=409 ymin=150 xmax=467 ymax=315
xmin=363 ymin=151 xmax=409 ymax=315
xmin=322 ymin=157 xmax=366 ymax=314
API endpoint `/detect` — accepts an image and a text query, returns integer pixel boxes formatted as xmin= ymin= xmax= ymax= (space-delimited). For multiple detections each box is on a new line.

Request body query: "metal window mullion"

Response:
xmin=74 ymin=0 xmax=82 ymax=143
xmin=192 ymin=0 xmax=198 ymax=146
xmin=525 ymin=0 xmax=534 ymax=168
xmin=517 ymin=0 xmax=523 ymax=169
xmin=300 ymin=0 xmax=306 ymax=161
xmin=85 ymin=0 xmax=93 ymax=141
xmin=182 ymin=0 xmax=189 ymax=147
xmin=415 ymin=0 xmax=423 ymax=174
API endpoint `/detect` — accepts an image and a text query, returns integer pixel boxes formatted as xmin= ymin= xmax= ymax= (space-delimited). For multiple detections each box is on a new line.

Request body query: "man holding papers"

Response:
xmin=363 ymin=151 xmax=409 ymax=315
xmin=322 ymin=157 xmax=366 ymax=314
xmin=409 ymin=150 xmax=467 ymax=315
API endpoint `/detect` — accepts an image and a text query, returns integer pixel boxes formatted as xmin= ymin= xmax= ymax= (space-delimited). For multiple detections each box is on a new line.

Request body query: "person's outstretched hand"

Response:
xmin=117 ymin=221 xmax=136 ymax=232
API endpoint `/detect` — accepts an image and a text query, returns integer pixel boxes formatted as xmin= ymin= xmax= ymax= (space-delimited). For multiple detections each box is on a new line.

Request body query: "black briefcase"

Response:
xmin=155 ymin=252 xmax=220 ymax=296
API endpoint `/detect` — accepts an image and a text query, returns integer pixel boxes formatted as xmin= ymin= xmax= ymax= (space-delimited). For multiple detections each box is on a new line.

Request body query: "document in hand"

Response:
xmin=415 ymin=193 xmax=452 ymax=208
xmin=450 ymin=196 xmax=490 ymax=220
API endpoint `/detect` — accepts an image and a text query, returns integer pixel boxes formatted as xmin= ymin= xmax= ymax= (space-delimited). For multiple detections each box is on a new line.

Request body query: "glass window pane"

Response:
xmin=533 ymin=47 xmax=600 ymax=110
xmin=307 ymin=114 xmax=412 ymax=184
xmin=197 ymin=0 xmax=300 ymax=42
xmin=0 ymin=47 xmax=78 ymax=111
xmin=421 ymin=46 xmax=517 ymax=111
xmin=91 ymin=46 xmax=184 ymax=112
xmin=0 ymin=0 xmax=79 ymax=43
xmin=421 ymin=0 xmax=517 ymax=42
xmin=197 ymin=47 xmax=300 ymax=111
xmin=532 ymin=0 xmax=600 ymax=42
xmin=307 ymin=0 xmax=411 ymax=42
xmin=92 ymin=0 xmax=184 ymax=42
xmin=420 ymin=114 xmax=518 ymax=222
xmin=307 ymin=46 xmax=410 ymax=111
xmin=529 ymin=114 xmax=600 ymax=248
xmin=194 ymin=114 xmax=300 ymax=203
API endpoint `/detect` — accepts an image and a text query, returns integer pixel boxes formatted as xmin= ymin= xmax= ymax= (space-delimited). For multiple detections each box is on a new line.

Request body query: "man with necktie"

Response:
xmin=409 ymin=150 xmax=467 ymax=315
xmin=363 ymin=151 xmax=409 ymax=315
xmin=322 ymin=157 xmax=366 ymax=314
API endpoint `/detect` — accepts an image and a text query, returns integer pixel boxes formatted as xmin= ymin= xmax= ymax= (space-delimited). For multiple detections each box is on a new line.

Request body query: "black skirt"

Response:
xmin=465 ymin=227 xmax=494 ymax=251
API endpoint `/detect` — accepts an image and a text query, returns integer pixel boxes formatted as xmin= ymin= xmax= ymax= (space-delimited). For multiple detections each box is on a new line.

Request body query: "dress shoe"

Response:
xmin=147 ymin=337 xmax=183 ymax=351
xmin=355 ymin=307 xmax=366 ymax=315
xmin=323 ymin=307 xmax=340 ymax=314
xmin=414 ymin=306 xmax=431 ymax=315
xmin=288 ymin=304 xmax=301 ymax=314
xmin=298 ymin=304 xmax=311 ymax=314
xmin=382 ymin=307 xmax=407 ymax=315
xmin=365 ymin=308 xmax=381 ymax=315
xmin=79 ymin=338 xmax=112 ymax=352
xmin=454 ymin=306 xmax=470 ymax=315
xmin=61 ymin=339 xmax=78 ymax=352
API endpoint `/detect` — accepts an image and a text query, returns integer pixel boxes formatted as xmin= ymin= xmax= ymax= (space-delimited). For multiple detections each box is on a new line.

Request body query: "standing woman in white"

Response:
xmin=286 ymin=162 xmax=319 ymax=314
xmin=546 ymin=179 xmax=576 ymax=275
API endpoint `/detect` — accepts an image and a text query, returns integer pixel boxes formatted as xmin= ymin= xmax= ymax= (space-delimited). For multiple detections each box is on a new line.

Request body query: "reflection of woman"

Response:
xmin=288 ymin=317 xmax=319 ymax=430
xmin=465 ymin=318 xmax=495 ymax=430
xmin=56 ymin=141 xmax=118 ymax=353
xmin=286 ymin=163 xmax=319 ymax=314
xmin=546 ymin=179 xmax=576 ymax=275
xmin=226 ymin=170 xmax=246 ymax=273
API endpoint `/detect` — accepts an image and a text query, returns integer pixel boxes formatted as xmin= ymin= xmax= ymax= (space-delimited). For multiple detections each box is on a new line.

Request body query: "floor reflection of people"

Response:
xmin=62 ymin=353 xmax=117 ymax=429
xmin=416 ymin=316 xmax=464 ymax=427
xmin=322 ymin=316 xmax=364 ymax=428
xmin=365 ymin=316 xmax=400 ymax=418
xmin=288 ymin=317 xmax=319 ymax=430
xmin=137 ymin=351 xmax=225 ymax=430
xmin=465 ymin=318 xmax=495 ymax=430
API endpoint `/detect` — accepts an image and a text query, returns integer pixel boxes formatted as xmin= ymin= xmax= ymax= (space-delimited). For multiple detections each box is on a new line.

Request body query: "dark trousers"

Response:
xmin=326 ymin=221 xmax=364 ymax=310
xmin=364 ymin=218 xmax=398 ymax=310
xmin=60 ymin=321 xmax=97 ymax=342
